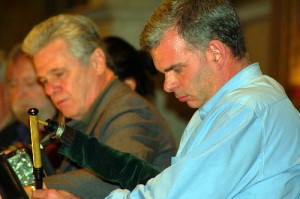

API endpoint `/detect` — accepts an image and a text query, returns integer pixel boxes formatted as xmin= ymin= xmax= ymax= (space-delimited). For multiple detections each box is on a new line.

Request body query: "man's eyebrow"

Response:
xmin=164 ymin=63 xmax=182 ymax=73
xmin=49 ymin=68 xmax=64 ymax=73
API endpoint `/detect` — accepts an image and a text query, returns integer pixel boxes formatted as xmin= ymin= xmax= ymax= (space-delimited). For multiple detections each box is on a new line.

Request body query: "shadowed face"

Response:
xmin=0 ymin=83 xmax=11 ymax=122
xmin=151 ymin=28 xmax=216 ymax=108
xmin=6 ymin=54 xmax=55 ymax=124
xmin=33 ymin=38 xmax=106 ymax=120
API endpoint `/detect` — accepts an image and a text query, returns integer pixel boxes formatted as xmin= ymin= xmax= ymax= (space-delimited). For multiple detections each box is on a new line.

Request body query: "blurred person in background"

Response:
xmin=103 ymin=36 xmax=157 ymax=101
xmin=0 ymin=50 xmax=15 ymax=141
xmin=0 ymin=44 xmax=61 ymax=170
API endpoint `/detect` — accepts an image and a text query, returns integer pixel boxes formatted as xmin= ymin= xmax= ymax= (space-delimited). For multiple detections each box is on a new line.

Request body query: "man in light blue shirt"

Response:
xmin=106 ymin=0 xmax=300 ymax=198
xmin=107 ymin=62 xmax=300 ymax=198
xmin=32 ymin=0 xmax=300 ymax=198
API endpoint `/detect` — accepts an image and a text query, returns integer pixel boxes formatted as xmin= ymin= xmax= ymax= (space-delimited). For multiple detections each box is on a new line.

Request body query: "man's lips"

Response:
xmin=15 ymin=100 xmax=34 ymax=109
xmin=177 ymin=95 xmax=189 ymax=102
xmin=19 ymin=104 xmax=34 ymax=109
xmin=54 ymin=99 xmax=68 ymax=107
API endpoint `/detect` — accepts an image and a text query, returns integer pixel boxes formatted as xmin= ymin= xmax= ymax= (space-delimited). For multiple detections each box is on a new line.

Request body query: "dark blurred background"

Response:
xmin=0 ymin=0 xmax=88 ymax=52
xmin=0 ymin=0 xmax=266 ymax=52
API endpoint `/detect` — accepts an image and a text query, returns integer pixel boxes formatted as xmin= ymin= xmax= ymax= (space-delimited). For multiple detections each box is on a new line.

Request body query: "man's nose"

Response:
xmin=15 ymin=85 xmax=28 ymax=97
xmin=163 ymin=74 xmax=176 ymax=93
xmin=44 ymin=81 xmax=57 ymax=96
xmin=13 ymin=82 xmax=34 ymax=97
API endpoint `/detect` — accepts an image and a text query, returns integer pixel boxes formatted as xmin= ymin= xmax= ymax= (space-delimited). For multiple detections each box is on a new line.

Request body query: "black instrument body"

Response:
xmin=0 ymin=148 xmax=31 ymax=199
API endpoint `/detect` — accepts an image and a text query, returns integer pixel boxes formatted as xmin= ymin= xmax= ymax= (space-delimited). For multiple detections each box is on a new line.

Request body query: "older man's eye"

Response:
xmin=7 ymin=80 xmax=18 ymax=87
xmin=173 ymin=66 xmax=183 ymax=73
xmin=54 ymin=71 xmax=65 ymax=79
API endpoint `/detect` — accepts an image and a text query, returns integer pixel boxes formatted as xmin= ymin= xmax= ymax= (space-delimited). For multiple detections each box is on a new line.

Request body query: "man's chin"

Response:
xmin=15 ymin=114 xmax=29 ymax=125
xmin=59 ymin=108 xmax=76 ymax=120
xmin=186 ymin=101 xmax=201 ymax=109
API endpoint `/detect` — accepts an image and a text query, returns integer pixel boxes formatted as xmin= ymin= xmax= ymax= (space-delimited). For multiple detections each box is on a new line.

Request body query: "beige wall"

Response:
xmin=237 ymin=0 xmax=271 ymax=75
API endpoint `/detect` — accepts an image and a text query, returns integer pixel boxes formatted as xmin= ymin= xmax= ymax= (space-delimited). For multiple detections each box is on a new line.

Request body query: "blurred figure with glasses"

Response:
xmin=0 ymin=44 xmax=61 ymax=170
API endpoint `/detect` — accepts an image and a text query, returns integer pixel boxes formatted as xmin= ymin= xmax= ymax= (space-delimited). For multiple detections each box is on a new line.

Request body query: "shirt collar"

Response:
xmin=199 ymin=63 xmax=261 ymax=120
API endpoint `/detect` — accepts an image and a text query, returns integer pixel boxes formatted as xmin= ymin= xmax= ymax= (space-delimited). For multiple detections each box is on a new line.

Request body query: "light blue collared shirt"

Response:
xmin=107 ymin=63 xmax=300 ymax=198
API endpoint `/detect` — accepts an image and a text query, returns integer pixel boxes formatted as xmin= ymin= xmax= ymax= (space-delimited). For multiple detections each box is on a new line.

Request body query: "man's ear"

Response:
xmin=123 ymin=77 xmax=137 ymax=91
xmin=206 ymin=40 xmax=226 ymax=69
xmin=90 ymin=48 xmax=106 ymax=75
